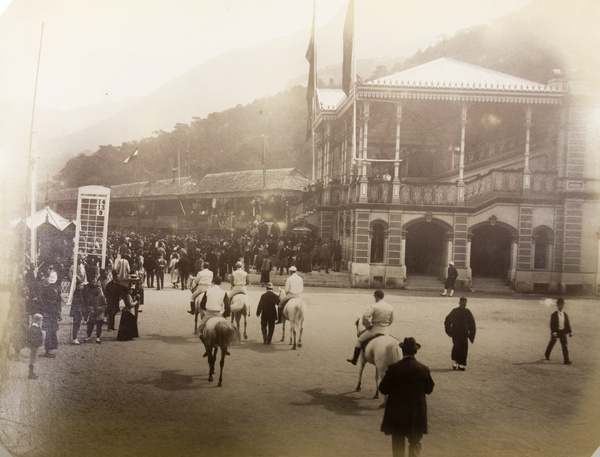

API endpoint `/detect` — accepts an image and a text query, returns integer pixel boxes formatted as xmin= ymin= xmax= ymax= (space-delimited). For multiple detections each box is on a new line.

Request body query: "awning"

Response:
xmin=26 ymin=206 xmax=75 ymax=231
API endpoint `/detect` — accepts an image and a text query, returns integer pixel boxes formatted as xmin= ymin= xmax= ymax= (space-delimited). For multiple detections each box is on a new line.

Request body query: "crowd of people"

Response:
xmin=7 ymin=218 xmax=575 ymax=457
xmin=7 ymin=219 xmax=343 ymax=375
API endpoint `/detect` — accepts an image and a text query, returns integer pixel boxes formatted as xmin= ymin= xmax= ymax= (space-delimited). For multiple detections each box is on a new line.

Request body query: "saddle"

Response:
xmin=360 ymin=333 xmax=384 ymax=351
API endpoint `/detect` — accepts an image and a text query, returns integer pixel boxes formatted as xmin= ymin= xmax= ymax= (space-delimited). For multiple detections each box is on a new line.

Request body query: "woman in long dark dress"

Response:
xmin=117 ymin=276 xmax=139 ymax=341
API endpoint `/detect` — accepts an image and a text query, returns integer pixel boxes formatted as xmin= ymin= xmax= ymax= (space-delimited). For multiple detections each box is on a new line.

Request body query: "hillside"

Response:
xmin=54 ymin=86 xmax=312 ymax=188
xmin=52 ymin=0 xmax=598 ymax=189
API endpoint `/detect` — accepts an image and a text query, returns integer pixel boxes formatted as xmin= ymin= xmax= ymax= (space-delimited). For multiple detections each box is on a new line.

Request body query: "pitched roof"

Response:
xmin=110 ymin=177 xmax=197 ymax=199
xmin=26 ymin=206 xmax=74 ymax=231
xmin=45 ymin=169 xmax=308 ymax=203
xmin=316 ymin=88 xmax=347 ymax=112
xmin=365 ymin=57 xmax=560 ymax=93
xmin=197 ymin=168 xmax=308 ymax=196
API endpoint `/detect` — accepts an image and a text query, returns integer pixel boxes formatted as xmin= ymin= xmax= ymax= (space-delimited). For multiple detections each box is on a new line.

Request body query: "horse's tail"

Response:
xmin=214 ymin=320 xmax=241 ymax=347
xmin=287 ymin=299 xmax=306 ymax=326
xmin=378 ymin=339 xmax=402 ymax=378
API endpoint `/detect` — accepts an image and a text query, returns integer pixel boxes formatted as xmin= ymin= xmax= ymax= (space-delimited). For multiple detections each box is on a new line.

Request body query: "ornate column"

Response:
xmin=359 ymin=101 xmax=370 ymax=203
xmin=466 ymin=235 xmax=472 ymax=282
xmin=509 ymin=236 xmax=518 ymax=286
xmin=457 ymin=103 xmax=467 ymax=204
xmin=323 ymin=122 xmax=332 ymax=206
xmin=393 ymin=101 xmax=402 ymax=203
xmin=523 ymin=105 xmax=532 ymax=190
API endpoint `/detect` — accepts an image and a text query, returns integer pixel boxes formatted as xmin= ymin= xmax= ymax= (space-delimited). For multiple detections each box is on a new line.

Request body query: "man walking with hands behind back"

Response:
xmin=379 ymin=337 xmax=434 ymax=457
xmin=444 ymin=297 xmax=476 ymax=371
xmin=544 ymin=297 xmax=573 ymax=364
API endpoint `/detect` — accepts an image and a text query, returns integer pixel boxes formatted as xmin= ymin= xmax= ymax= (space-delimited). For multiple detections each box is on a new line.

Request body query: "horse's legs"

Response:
xmin=242 ymin=313 xmax=247 ymax=340
xmin=217 ymin=346 xmax=226 ymax=387
xmin=356 ymin=358 xmax=367 ymax=392
xmin=291 ymin=328 xmax=297 ymax=350
xmin=206 ymin=345 xmax=215 ymax=382
xmin=280 ymin=320 xmax=286 ymax=342
xmin=297 ymin=323 xmax=303 ymax=348
xmin=194 ymin=311 xmax=199 ymax=335
xmin=373 ymin=368 xmax=380 ymax=400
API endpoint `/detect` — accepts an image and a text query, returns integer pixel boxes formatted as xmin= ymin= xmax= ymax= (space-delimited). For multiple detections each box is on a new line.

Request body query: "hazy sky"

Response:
xmin=0 ymin=0 xmax=531 ymax=111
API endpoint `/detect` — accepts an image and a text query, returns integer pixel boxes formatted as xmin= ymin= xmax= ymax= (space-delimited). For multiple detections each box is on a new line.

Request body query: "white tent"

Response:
xmin=26 ymin=206 xmax=74 ymax=232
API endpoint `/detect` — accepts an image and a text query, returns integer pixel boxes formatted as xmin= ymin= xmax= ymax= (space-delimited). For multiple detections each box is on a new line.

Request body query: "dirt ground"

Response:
xmin=1 ymin=284 xmax=599 ymax=457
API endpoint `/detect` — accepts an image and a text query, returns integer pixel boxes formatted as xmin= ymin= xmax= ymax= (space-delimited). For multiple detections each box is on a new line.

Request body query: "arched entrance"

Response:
xmin=405 ymin=221 xmax=446 ymax=276
xmin=470 ymin=225 xmax=512 ymax=278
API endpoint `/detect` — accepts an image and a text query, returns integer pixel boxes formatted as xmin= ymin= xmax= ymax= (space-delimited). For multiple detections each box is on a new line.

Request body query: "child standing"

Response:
xmin=84 ymin=283 xmax=107 ymax=344
xmin=28 ymin=314 xmax=44 ymax=379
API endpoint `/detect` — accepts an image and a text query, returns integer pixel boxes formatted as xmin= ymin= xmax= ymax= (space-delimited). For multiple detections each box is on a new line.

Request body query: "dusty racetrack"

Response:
xmin=1 ymin=285 xmax=599 ymax=457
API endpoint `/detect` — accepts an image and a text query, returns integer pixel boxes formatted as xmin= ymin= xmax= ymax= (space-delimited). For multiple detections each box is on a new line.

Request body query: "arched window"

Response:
xmin=533 ymin=227 xmax=553 ymax=270
xmin=371 ymin=223 xmax=385 ymax=263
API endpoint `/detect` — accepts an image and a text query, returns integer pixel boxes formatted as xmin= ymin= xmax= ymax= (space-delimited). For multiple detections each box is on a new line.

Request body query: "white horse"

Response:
xmin=229 ymin=294 xmax=250 ymax=340
xmin=280 ymin=296 xmax=306 ymax=350
xmin=353 ymin=319 xmax=402 ymax=407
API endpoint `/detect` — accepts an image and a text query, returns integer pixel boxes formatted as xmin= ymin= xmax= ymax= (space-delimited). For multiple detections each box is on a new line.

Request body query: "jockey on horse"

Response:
xmin=197 ymin=276 xmax=231 ymax=355
xmin=347 ymin=289 xmax=394 ymax=365
xmin=276 ymin=265 xmax=303 ymax=324
xmin=188 ymin=262 xmax=213 ymax=314
xmin=229 ymin=262 xmax=248 ymax=300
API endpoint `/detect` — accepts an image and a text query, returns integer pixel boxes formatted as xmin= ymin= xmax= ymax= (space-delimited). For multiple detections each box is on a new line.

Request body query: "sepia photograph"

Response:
xmin=0 ymin=0 xmax=599 ymax=456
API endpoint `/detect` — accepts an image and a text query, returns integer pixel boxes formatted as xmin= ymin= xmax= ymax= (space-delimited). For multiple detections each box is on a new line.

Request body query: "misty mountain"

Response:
xmin=45 ymin=0 xmax=600 ymax=183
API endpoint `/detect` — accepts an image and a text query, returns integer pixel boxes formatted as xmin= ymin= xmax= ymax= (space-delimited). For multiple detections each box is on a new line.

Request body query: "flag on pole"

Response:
xmin=123 ymin=148 xmax=139 ymax=164
xmin=305 ymin=0 xmax=316 ymax=140
xmin=342 ymin=0 xmax=355 ymax=96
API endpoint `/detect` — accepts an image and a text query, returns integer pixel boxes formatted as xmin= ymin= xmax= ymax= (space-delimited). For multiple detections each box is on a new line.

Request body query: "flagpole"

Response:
xmin=178 ymin=147 xmax=181 ymax=185
xmin=24 ymin=22 xmax=44 ymax=268
xmin=309 ymin=0 xmax=317 ymax=183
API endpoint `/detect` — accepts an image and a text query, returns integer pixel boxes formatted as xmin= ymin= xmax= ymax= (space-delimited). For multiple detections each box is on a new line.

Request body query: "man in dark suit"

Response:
xmin=544 ymin=297 xmax=573 ymax=364
xmin=444 ymin=297 xmax=476 ymax=371
xmin=379 ymin=337 xmax=434 ymax=457
xmin=256 ymin=282 xmax=280 ymax=344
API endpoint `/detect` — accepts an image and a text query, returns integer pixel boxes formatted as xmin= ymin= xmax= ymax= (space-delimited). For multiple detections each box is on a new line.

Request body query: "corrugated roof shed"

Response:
xmin=197 ymin=168 xmax=308 ymax=196
xmin=45 ymin=169 xmax=308 ymax=203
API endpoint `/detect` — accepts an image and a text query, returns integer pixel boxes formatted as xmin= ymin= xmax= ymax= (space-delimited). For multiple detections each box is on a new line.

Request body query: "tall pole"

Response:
xmin=25 ymin=23 xmax=44 ymax=268
xmin=262 ymin=135 xmax=266 ymax=189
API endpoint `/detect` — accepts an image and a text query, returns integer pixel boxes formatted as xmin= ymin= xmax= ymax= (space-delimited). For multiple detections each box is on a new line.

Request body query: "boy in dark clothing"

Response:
xmin=28 ymin=314 xmax=44 ymax=379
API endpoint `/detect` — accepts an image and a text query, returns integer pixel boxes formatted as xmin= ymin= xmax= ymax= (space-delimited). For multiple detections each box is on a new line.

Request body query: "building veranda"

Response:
xmin=43 ymin=59 xmax=599 ymax=294
xmin=298 ymin=57 xmax=600 ymax=294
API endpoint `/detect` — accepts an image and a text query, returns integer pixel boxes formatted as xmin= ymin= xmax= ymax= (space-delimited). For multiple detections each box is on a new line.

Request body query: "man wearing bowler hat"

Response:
xmin=543 ymin=297 xmax=573 ymax=364
xmin=256 ymin=282 xmax=279 ymax=344
xmin=379 ymin=337 xmax=434 ymax=457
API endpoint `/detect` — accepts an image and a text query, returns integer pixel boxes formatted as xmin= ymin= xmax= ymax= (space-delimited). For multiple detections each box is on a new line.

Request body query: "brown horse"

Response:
xmin=201 ymin=317 xmax=240 ymax=387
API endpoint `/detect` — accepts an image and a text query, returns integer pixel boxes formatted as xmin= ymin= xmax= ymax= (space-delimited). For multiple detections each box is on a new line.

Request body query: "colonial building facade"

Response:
xmin=292 ymin=58 xmax=600 ymax=293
